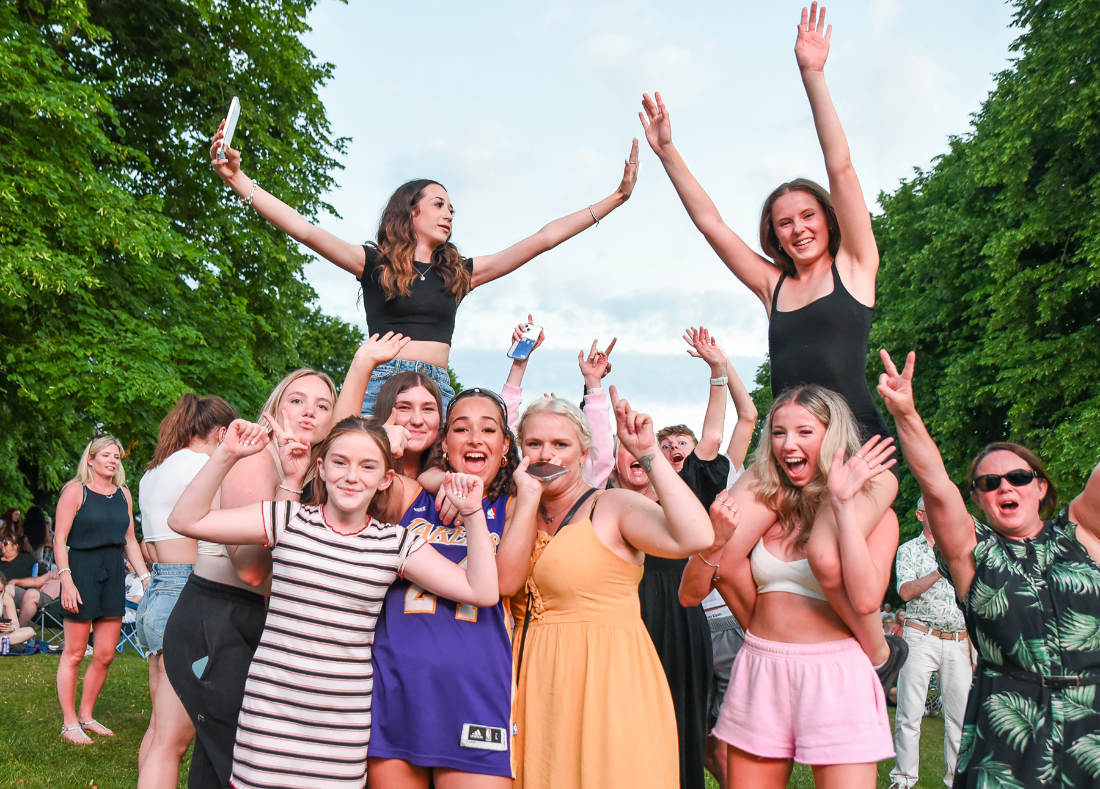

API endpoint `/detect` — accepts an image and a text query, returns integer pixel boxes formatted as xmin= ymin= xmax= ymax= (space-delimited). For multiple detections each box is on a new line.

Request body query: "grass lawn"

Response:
xmin=2 ymin=653 xmax=949 ymax=788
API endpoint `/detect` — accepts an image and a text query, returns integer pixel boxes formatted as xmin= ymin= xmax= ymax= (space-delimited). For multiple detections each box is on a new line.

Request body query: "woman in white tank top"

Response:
xmin=679 ymin=384 xmax=899 ymax=788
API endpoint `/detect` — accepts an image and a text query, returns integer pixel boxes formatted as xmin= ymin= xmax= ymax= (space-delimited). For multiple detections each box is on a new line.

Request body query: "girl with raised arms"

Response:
xmin=210 ymin=124 xmax=639 ymax=415
xmin=168 ymin=416 xmax=500 ymax=789
xmin=642 ymin=2 xmax=901 ymax=681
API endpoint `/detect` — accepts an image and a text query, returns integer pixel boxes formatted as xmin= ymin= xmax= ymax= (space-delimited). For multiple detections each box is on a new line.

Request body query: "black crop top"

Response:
xmin=768 ymin=262 xmax=889 ymax=439
xmin=358 ymin=244 xmax=473 ymax=344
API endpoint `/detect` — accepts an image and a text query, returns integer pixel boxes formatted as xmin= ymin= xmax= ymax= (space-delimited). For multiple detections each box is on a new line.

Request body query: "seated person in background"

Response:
xmin=1 ymin=525 xmax=57 ymax=627
xmin=123 ymin=559 xmax=145 ymax=624
xmin=1 ymin=572 xmax=37 ymax=651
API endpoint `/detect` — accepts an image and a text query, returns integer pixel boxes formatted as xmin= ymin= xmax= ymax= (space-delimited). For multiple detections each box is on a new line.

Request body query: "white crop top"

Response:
xmin=749 ymin=538 xmax=826 ymax=602
xmin=138 ymin=449 xmax=210 ymax=542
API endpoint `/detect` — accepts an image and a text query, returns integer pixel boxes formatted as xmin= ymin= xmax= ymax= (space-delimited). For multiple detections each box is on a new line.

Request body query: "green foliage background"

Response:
xmin=871 ymin=0 xmax=1100 ymax=526
xmin=0 ymin=0 xmax=363 ymax=506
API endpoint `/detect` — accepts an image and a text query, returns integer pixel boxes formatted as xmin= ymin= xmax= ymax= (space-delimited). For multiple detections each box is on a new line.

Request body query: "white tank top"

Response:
xmin=138 ymin=449 xmax=210 ymax=542
xmin=749 ymin=538 xmax=826 ymax=601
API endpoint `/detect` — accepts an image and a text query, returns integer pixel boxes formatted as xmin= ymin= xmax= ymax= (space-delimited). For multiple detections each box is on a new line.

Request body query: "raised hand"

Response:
xmin=355 ymin=331 xmax=412 ymax=370
xmin=579 ymin=337 xmax=617 ymax=386
xmin=512 ymin=315 xmax=545 ymax=356
xmin=876 ymin=349 xmax=917 ymax=418
xmin=827 ymin=435 xmax=896 ymax=504
xmin=639 ymin=92 xmax=672 ymax=155
xmin=443 ymin=472 xmax=486 ymax=517
xmin=610 ymin=386 xmax=658 ymax=461
xmin=209 ymin=118 xmax=242 ymax=184
xmin=264 ymin=411 xmax=311 ymax=485
xmin=381 ymin=412 xmax=411 ymax=460
xmin=683 ymin=326 xmax=726 ymax=372
xmin=708 ymin=488 xmax=741 ymax=552
xmin=795 ymin=2 xmax=832 ymax=73
xmin=512 ymin=456 xmax=542 ymax=501
xmin=618 ymin=139 xmax=640 ymax=201
xmin=221 ymin=418 xmax=272 ymax=460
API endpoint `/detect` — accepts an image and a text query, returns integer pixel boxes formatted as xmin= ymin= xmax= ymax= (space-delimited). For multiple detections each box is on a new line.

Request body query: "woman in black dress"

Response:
xmin=54 ymin=435 xmax=151 ymax=745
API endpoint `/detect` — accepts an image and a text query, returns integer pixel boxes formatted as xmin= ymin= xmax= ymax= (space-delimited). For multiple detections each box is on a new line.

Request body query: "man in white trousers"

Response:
xmin=889 ymin=498 xmax=972 ymax=789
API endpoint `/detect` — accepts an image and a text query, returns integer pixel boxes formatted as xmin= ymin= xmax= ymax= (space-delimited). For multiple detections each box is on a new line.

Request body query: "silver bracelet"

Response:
xmin=240 ymin=179 xmax=258 ymax=207
xmin=709 ymin=375 xmax=728 ymax=386
xmin=696 ymin=552 xmax=720 ymax=581
xmin=137 ymin=572 xmax=151 ymax=581
xmin=278 ymin=482 xmax=303 ymax=495
xmin=588 ymin=205 xmax=599 ymax=226
xmin=58 ymin=567 xmax=72 ymax=576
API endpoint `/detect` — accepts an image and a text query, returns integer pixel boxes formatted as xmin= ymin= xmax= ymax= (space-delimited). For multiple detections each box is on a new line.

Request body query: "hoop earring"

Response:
xmin=500 ymin=456 xmax=507 ymax=468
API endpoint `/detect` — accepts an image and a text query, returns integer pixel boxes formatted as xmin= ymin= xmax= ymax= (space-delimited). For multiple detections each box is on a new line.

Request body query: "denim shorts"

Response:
xmin=135 ymin=562 xmax=193 ymax=655
xmin=361 ymin=359 xmax=455 ymax=417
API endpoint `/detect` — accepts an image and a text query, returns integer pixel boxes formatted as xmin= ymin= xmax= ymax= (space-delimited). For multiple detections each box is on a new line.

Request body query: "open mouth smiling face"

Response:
xmin=770 ymin=403 xmax=826 ymax=487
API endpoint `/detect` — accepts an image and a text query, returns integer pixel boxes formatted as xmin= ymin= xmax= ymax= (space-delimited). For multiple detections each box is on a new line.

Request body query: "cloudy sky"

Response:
xmin=288 ymin=0 xmax=1018 ymax=435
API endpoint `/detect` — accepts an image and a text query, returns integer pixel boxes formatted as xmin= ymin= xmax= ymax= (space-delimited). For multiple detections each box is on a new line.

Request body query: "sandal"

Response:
xmin=61 ymin=724 xmax=94 ymax=745
xmin=79 ymin=718 xmax=114 ymax=737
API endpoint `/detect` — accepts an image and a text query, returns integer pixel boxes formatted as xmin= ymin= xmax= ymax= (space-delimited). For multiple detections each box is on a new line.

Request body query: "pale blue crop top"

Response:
xmin=749 ymin=538 xmax=826 ymax=601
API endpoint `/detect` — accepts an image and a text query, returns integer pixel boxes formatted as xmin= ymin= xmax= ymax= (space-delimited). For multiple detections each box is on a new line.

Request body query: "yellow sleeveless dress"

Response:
xmin=511 ymin=516 xmax=679 ymax=788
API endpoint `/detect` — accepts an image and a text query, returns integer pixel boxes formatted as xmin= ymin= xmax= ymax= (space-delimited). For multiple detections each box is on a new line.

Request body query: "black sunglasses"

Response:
xmin=972 ymin=468 xmax=1038 ymax=493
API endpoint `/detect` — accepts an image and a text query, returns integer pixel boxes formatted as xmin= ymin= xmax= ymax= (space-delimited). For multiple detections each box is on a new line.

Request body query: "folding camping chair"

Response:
xmin=116 ymin=599 xmax=148 ymax=658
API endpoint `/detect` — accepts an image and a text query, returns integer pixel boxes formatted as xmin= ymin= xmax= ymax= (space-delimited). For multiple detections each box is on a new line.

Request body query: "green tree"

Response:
xmin=871 ymin=0 xmax=1100 ymax=513
xmin=0 ymin=0 xmax=362 ymax=506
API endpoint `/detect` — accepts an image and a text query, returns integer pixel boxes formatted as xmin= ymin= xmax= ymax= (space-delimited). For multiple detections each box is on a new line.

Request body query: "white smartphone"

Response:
xmin=507 ymin=323 xmax=542 ymax=361
xmin=217 ymin=96 xmax=241 ymax=160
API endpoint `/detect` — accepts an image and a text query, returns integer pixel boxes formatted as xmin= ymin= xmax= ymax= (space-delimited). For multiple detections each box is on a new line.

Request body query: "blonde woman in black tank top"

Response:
xmin=642 ymin=3 xmax=900 ymax=677
xmin=54 ymin=435 xmax=151 ymax=745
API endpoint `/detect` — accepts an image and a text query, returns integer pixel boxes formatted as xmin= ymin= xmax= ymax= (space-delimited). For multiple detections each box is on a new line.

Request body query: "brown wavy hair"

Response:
xmin=148 ymin=394 xmax=238 ymax=469
xmin=749 ymin=385 xmax=863 ymax=546
xmin=371 ymin=179 xmax=472 ymax=301
xmin=967 ymin=442 xmax=1058 ymax=519
xmin=759 ymin=178 xmax=841 ymax=278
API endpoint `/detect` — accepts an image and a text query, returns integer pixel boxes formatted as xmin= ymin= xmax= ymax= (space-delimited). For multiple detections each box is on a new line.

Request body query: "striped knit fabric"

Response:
xmin=229 ymin=501 xmax=423 ymax=789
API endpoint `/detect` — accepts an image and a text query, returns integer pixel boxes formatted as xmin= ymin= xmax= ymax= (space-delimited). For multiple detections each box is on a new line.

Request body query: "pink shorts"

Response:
xmin=711 ymin=632 xmax=894 ymax=765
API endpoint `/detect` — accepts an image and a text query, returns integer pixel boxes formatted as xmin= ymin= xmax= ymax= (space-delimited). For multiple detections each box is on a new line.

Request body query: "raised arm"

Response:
xmin=579 ymin=337 xmax=616 ymax=487
xmin=878 ymin=350 xmax=977 ymax=596
xmin=724 ymin=356 xmax=758 ymax=470
xmin=639 ymin=92 xmax=779 ymax=307
xmin=332 ymin=332 xmax=413 ymax=421
xmin=470 ymin=141 xmax=639 ymax=287
xmin=495 ymin=459 xmax=541 ymax=597
xmin=169 ymin=420 xmax=286 ymax=545
xmin=795 ymin=4 xmax=879 ymax=285
xmin=684 ymin=327 xmax=728 ymax=461
xmin=500 ymin=315 xmax=545 ymax=432
xmin=403 ymin=474 xmax=499 ymax=607
xmin=827 ymin=436 xmax=899 ymax=614
xmin=608 ymin=388 xmax=713 ymax=557
xmin=209 ymin=120 xmax=366 ymax=276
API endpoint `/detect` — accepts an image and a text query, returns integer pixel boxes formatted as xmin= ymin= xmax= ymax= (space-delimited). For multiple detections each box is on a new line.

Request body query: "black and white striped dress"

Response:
xmin=230 ymin=501 xmax=424 ymax=789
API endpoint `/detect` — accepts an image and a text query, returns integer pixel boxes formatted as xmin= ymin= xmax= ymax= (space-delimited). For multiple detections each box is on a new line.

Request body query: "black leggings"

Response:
xmin=162 ymin=574 xmax=266 ymax=789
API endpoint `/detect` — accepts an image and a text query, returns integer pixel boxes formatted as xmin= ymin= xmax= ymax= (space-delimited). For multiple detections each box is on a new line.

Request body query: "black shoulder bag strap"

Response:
xmin=515 ymin=487 xmax=597 ymax=678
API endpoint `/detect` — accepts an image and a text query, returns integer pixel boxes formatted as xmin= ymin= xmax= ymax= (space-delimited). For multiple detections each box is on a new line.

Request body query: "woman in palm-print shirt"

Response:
xmin=879 ymin=350 xmax=1100 ymax=788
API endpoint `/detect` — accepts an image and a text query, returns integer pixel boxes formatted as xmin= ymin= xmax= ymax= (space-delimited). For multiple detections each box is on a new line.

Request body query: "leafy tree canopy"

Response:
xmin=0 ymin=0 xmax=362 ymax=507
xmin=871 ymin=0 xmax=1100 ymax=522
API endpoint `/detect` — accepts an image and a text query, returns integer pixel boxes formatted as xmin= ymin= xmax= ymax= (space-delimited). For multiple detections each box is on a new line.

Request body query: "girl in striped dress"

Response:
xmin=168 ymin=416 xmax=500 ymax=789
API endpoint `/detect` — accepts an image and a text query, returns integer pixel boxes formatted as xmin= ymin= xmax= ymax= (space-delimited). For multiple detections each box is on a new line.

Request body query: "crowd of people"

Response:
xmin=6 ymin=5 xmax=1100 ymax=789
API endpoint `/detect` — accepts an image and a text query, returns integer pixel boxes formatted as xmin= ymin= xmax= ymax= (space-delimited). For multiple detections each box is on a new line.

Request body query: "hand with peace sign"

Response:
xmin=876 ymin=349 xmax=918 ymax=419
